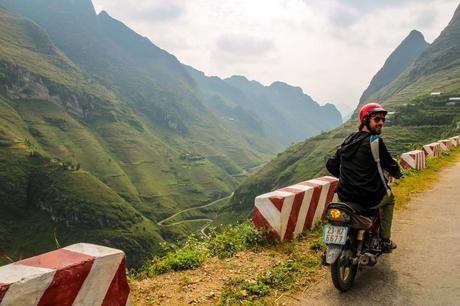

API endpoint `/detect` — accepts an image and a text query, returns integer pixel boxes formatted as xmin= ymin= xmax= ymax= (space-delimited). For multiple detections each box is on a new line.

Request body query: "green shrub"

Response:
xmin=219 ymin=276 xmax=269 ymax=305
xmin=309 ymin=237 xmax=326 ymax=252
xmin=257 ymin=261 xmax=301 ymax=291
xmin=136 ymin=222 xmax=274 ymax=278
xmin=207 ymin=223 xmax=273 ymax=259
xmin=143 ymin=235 xmax=208 ymax=276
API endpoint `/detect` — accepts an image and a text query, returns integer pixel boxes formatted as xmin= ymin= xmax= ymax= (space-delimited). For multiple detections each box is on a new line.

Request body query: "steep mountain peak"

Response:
xmin=452 ymin=3 xmax=460 ymax=23
xmin=408 ymin=29 xmax=424 ymax=39
xmin=358 ymin=28 xmax=428 ymax=106
xmin=226 ymin=75 xmax=250 ymax=82
xmin=1 ymin=0 xmax=96 ymax=16
xmin=403 ymin=29 xmax=427 ymax=46
xmin=225 ymin=75 xmax=265 ymax=91
xmin=269 ymin=81 xmax=303 ymax=96
xmin=98 ymin=9 xmax=110 ymax=18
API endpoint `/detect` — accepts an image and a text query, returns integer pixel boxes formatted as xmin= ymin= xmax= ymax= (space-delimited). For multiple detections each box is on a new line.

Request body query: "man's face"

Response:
xmin=369 ymin=113 xmax=386 ymax=134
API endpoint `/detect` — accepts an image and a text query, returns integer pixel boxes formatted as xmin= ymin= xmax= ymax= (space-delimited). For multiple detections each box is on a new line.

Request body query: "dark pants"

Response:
xmin=371 ymin=193 xmax=395 ymax=240
xmin=339 ymin=193 xmax=395 ymax=239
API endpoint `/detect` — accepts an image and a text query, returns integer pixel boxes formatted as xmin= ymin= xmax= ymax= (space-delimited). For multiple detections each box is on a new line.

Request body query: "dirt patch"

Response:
xmin=131 ymin=248 xmax=291 ymax=305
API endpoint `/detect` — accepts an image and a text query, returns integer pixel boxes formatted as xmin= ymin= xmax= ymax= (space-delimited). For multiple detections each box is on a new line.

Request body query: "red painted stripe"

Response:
xmin=252 ymin=207 xmax=281 ymax=240
xmin=423 ymin=147 xmax=428 ymax=156
xmin=102 ymin=257 xmax=130 ymax=306
xmin=400 ymin=159 xmax=410 ymax=169
xmin=300 ymin=182 xmax=322 ymax=230
xmin=280 ymin=188 xmax=305 ymax=240
xmin=253 ymin=207 xmax=271 ymax=229
xmin=316 ymin=178 xmax=338 ymax=204
xmin=37 ymin=258 xmax=95 ymax=306
xmin=322 ymin=180 xmax=338 ymax=219
xmin=269 ymin=196 xmax=285 ymax=212
xmin=18 ymin=249 xmax=95 ymax=270
xmin=18 ymin=249 xmax=96 ymax=306
xmin=0 ymin=283 xmax=10 ymax=303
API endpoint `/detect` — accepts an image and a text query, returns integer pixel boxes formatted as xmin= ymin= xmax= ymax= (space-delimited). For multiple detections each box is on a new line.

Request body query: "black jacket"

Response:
xmin=326 ymin=131 xmax=401 ymax=208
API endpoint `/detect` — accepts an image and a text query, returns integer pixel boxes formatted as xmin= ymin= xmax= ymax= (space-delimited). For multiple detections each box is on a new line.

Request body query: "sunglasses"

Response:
xmin=371 ymin=116 xmax=386 ymax=123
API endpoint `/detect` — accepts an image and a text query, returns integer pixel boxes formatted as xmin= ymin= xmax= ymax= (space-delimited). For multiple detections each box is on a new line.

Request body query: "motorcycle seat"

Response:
xmin=327 ymin=202 xmax=375 ymax=229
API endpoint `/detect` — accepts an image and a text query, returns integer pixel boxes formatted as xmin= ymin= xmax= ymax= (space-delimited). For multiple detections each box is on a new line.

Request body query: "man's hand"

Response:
xmin=388 ymin=176 xmax=396 ymax=185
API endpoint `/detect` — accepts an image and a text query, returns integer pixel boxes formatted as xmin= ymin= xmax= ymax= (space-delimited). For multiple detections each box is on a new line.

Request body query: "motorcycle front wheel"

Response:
xmin=331 ymin=247 xmax=358 ymax=292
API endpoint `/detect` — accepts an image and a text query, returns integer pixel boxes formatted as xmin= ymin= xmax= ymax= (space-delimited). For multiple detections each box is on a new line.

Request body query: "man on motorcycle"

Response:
xmin=326 ymin=102 xmax=402 ymax=253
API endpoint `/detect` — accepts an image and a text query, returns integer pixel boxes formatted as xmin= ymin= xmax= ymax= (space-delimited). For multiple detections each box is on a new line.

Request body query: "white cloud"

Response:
xmin=92 ymin=0 xmax=459 ymax=109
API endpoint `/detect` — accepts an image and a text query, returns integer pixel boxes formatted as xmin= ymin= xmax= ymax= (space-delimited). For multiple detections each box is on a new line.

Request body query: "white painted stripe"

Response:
xmin=332 ymin=193 xmax=339 ymax=202
xmin=65 ymin=244 xmax=124 ymax=306
xmin=293 ymin=187 xmax=314 ymax=237
xmin=280 ymin=195 xmax=295 ymax=240
xmin=0 ymin=264 xmax=55 ymax=306
xmin=401 ymin=153 xmax=416 ymax=169
xmin=126 ymin=292 xmax=133 ymax=306
xmin=255 ymin=197 xmax=283 ymax=233
xmin=256 ymin=190 xmax=294 ymax=200
xmin=288 ymin=184 xmax=314 ymax=191
xmin=64 ymin=243 xmax=124 ymax=258
xmin=423 ymin=144 xmax=434 ymax=157
xmin=312 ymin=181 xmax=331 ymax=225
xmin=308 ymin=179 xmax=329 ymax=186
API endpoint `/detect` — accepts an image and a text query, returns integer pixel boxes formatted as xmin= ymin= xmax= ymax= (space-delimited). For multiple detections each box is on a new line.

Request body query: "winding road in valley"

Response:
xmin=284 ymin=157 xmax=460 ymax=305
xmin=157 ymin=193 xmax=234 ymax=227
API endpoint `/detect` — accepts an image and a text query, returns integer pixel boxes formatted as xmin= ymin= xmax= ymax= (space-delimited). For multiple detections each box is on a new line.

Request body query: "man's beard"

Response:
xmin=371 ymin=125 xmax=383 ymax=134
xmin=365 ymin=122 xmax=382 ymax=134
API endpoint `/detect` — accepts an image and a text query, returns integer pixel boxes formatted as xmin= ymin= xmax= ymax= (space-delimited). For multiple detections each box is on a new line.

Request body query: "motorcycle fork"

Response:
xmin=353 ymin=230 xmax=365 ymax=264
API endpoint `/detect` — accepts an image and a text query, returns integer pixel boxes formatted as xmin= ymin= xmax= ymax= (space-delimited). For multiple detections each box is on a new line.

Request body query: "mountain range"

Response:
xmin=0 ymin=0 xmax=341 ymax=266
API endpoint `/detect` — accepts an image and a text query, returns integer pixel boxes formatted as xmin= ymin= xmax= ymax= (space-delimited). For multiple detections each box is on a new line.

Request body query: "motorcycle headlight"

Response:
xmin=327 ymin=208 xmax=351 ymax=222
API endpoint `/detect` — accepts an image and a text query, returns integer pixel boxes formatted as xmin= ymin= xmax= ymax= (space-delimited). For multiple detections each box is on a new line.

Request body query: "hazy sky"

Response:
xmin=92 ymin=0 xmax=459 ymax=110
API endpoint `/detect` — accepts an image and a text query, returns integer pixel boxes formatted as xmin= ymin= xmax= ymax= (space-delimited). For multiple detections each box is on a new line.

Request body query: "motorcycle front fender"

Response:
xmin=325 ymin=244 xmax=344 ymax=264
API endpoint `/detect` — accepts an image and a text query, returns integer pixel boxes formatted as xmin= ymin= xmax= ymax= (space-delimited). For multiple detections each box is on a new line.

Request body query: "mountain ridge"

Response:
xmin=0 ymin=0 xmax=342 ymax=266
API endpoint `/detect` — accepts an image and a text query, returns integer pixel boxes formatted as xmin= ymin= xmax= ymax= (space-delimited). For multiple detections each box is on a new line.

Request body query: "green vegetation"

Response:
xmin=393 ymin=147 xmax=460 ymax=208
xmin=218 ymin=228 xmax=324 ymax=305
xmin=134 ymin=222 xmax=275 ymax=278
xmin=0 ymin=1 xmax=304 ymax=266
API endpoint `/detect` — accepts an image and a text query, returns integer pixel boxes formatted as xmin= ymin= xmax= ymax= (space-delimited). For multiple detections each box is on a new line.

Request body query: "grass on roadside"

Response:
xmin=218 ymin=226 xmax=325 ymax=305
xmin=132 ymin=222 xmax=277 ymax=279
xmin=393 ymin=147 xmax=459 ymax=209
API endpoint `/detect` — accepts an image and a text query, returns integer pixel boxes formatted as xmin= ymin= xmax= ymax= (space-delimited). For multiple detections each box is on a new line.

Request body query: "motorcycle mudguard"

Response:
xmin=325 ymin=244 xmax=344 ymax=264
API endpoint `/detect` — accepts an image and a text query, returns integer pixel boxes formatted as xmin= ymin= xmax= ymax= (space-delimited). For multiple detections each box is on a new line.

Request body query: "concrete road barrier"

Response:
xmin=439 ymin=139 xmax=453 ymax=151
xmin=400 ymin=150 xmax=426 ymax=170
xmin=423 ymin=142 xmax=442 ymax=158
xmin=450 ymin=136 xmax=460 ymax=147
xmin=0 ymin=243 xmax=131 ymax=306
xmin=253 ymin=176 xmax=338 ymax=241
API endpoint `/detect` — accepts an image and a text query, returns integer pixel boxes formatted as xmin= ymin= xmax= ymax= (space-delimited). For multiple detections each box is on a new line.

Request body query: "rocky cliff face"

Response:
xmin=359 ymin=30 xmax=429 ymax=106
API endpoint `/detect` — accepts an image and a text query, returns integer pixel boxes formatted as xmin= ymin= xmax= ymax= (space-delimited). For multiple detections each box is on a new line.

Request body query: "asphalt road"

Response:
xmin=293 ymin=159 xmax=460 ymax=306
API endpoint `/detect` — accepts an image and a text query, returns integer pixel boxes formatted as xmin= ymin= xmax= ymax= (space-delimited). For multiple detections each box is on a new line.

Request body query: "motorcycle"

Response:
xmin=322 ymin=202 xmax=383 ymax=292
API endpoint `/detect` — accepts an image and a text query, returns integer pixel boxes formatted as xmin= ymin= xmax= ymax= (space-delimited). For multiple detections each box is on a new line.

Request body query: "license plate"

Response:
xmin=322 ymin=224 xmax=349 ymax=245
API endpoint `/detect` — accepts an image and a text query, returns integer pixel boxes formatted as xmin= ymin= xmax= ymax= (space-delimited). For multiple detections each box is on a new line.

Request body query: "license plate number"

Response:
xmin=322 ymin=224 xmax=348 ymax=245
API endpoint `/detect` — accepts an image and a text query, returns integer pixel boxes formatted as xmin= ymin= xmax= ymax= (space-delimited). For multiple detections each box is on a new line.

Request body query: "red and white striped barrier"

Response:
xmin=253 ymin=176 xmax=338 ymax=241
xmin=400 ymin=150 xmax=426 ymax=170
xmin=0 ymin=243 xmax=131 ymax=306
xmin=439 ymin=139 xmax=453 ymax=151
xmin=423 ymin=142 xmax=442 ymax=158
xmin=450 ymin=136 xmax=460 ymax=147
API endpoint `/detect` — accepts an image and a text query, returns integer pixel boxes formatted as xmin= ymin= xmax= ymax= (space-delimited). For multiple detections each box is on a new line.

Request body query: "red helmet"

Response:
xmin=359 ymin=103 xmax=387 ymax=123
